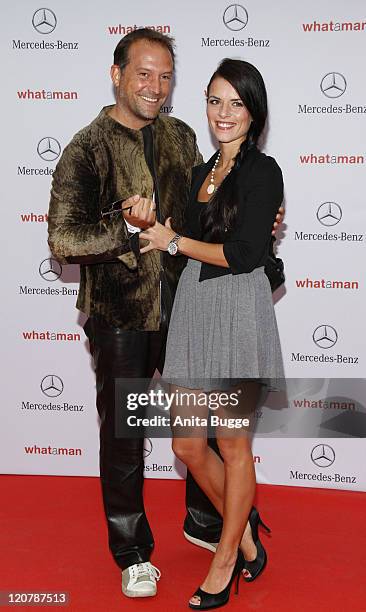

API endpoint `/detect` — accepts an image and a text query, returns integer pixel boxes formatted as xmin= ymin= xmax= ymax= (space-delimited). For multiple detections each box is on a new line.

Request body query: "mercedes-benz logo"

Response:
xmin=316 ymin=202 xmax=342 ymax=227
xmin=320 ymin=72 xmax=347 ymax=98
xmin=223 ymin=4 xmax=248 ymax=31
xmin=143 ymin=438 xmax=153 ymax=458
xmin=312 ymin=325 xmax=338 ymax=350
xmin=39 ymin=258 xmax=62 ymax=282
xmin=311 ymin=444 xmax=335 ymax=468
xmin=41 ymin=375 xmax=64 ymax=398
xmin=32 ymin=8 xmax=57 ymax=34
xmin=37 ymin=137 xmax=61 ymax=162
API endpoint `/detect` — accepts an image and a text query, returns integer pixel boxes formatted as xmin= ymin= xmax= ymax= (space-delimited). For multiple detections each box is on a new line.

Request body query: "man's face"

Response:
xmin=111 ymin=39 xmax=173 ymax=129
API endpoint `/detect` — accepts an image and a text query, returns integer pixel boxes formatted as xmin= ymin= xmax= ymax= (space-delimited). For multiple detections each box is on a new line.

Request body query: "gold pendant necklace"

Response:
xmin=207 ymin=151 xmax=221 ymax=195
xmin=206 ymin=151 xmax=232 ymax=195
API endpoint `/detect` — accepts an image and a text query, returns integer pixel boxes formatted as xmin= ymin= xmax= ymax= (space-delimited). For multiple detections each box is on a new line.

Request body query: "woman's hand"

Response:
xmin=140 ymin=217 xmax=176 ymax=253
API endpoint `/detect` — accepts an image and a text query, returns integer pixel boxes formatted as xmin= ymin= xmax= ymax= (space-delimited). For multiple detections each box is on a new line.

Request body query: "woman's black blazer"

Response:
xmin=184 ymin=146 xmax=284 ymax=282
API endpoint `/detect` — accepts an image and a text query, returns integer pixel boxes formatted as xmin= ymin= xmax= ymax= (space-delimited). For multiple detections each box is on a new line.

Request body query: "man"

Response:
xmin=48 ymin=29 xmax=283 ymax=599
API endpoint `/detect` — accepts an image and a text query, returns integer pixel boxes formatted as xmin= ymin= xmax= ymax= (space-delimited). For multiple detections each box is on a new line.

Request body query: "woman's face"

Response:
xmin=206 ymin=76 xmax=252 ymax=147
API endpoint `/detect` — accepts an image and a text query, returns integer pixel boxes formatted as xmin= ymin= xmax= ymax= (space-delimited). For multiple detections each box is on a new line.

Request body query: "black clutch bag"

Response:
xmin=265 ymin=237 xmax=285 ymax=292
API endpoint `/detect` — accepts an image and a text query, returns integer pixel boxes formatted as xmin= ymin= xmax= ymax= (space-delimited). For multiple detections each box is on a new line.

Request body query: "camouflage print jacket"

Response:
xmin=48 ymin=106 xmax=202 ymax=330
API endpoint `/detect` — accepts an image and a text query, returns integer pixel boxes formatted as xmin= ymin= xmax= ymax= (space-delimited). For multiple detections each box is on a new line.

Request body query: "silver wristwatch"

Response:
xmin=167 ymin=233 xmax=182 ymax=256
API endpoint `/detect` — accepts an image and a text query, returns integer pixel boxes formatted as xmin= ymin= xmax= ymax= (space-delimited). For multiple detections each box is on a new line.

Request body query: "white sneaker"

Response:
xmin=183 ymin=530 xmax=219 ymax=553
xmin=121 ymin=562 xmax=161 ymax=598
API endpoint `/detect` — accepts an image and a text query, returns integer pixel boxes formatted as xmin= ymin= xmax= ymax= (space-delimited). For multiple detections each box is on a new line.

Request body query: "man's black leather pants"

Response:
xmin=84 ymin=317 xmax=222 ymax=570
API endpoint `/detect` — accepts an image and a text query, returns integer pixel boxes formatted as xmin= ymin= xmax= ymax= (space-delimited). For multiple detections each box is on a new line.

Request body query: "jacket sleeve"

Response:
xmin=47 ymin=138 xmax=137 ymax=266
xmin=223 ymin=156 xmax=283 ymax=274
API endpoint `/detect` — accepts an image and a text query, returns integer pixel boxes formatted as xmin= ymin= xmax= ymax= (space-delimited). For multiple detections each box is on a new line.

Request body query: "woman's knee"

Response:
xmin=172 ymin=438 xmax=207 ymax=467
xmin=216 ymin=437 xmax=252 ymax=467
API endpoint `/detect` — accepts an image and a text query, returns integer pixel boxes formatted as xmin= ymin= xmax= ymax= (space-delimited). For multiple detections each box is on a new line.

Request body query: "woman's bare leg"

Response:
xmin=189 ymin=436 xmax=255 ymax=602
xmin=172 ymin=382 xmax=261 ymax=600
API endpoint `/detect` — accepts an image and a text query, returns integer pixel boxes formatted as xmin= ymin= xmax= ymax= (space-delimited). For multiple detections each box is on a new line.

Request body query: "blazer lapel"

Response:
xmin=190 ymin=152 xmax=218 ymax=203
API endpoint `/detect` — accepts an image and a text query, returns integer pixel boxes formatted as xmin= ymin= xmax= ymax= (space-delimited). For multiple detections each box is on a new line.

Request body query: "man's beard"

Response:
xmin=117 ymin=91 xmax=165 ymax=123
xmin=134 ymin=101 xmax=162 ymax=121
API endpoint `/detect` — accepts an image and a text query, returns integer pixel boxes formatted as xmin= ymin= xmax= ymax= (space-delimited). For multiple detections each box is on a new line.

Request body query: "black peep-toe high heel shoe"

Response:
xmin=242 ymin=506 xmax=271 ymax=582
xmin=188 ymin=552 xmax=244 ymax=610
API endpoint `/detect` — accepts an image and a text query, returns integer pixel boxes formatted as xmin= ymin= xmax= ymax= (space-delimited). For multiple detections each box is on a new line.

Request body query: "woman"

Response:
xmin=140 ymin=59 xmax=284 ymax=609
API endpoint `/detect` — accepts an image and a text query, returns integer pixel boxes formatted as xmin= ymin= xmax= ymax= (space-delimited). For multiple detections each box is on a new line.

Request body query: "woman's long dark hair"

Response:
xmin=201 ymin=59 xmax=268 ymax=241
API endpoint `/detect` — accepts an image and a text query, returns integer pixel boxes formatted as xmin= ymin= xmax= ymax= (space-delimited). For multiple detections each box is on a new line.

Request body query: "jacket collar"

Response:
xmin=190 ymin=152 xmax=218 ymax=201
xmin=191 ymin=145 xmax=259 ymax=201
xmin=96 ymin=105 xmax=165 ymax=138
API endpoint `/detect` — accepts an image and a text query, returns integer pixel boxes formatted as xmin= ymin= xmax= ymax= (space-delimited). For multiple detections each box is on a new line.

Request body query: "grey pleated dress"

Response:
xmin=162 ymin=256 xmax=284 ymax=391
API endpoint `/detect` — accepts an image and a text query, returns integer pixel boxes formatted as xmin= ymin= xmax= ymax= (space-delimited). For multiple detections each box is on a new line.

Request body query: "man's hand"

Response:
xmin=272 ymin=206 xmax=285 ymax=236
xmin=122 ymin=194 xmax=156 ymax=230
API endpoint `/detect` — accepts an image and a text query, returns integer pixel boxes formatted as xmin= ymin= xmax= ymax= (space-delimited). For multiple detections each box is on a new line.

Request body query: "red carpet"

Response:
xmin=0 ymin=475 xmax=365 ymax=611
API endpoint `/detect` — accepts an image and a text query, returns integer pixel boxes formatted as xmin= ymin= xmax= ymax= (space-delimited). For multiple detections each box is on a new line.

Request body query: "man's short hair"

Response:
xmin=113 ymin=28 xmax=175 ymax=71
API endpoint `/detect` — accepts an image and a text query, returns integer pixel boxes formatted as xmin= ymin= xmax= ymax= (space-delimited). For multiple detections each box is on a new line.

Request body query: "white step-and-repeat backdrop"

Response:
xmin=2 ymin=0 xmax=365 ymax=490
